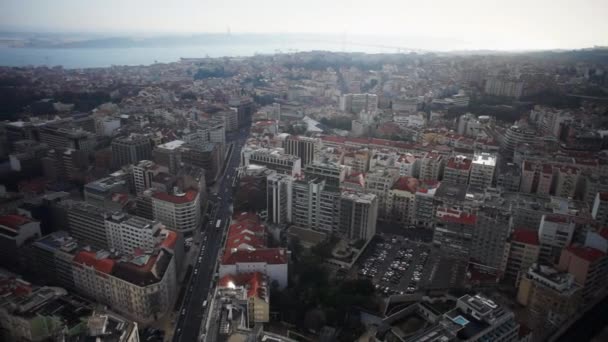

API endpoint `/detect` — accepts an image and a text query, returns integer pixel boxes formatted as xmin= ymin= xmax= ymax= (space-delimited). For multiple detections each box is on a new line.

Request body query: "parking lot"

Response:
xmin=357 ymin=235 xmax=432 ymax=296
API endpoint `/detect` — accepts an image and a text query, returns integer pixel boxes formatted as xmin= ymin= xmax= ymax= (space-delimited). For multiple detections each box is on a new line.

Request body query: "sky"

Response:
xmin=1 ymin=0 xmax=607 ymax=50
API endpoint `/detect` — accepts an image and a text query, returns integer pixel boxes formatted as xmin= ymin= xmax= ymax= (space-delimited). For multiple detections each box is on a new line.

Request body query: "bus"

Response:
xmin=215 ymin=220 xmax=222 ymax=230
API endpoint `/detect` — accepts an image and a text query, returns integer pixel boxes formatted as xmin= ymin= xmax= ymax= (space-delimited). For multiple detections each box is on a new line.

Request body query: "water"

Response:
xmin=0 ymin=41 xmax=392 ymax=69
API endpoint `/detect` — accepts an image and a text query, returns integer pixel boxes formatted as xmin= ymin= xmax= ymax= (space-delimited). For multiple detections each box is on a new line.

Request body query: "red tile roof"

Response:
xmin=511 ymin=229 xmax=540 ymax=246
xmin=223 ymin=248 xmax=288 ymax=265
xmin=566 ymin=246 xmax=605 ymax=263
xmin=0 ymin=215 xmax=31 ymax=230
xmin=73 ymin=251 xmax=115 ymax=274
xmin=437 ymin=209 xmax=477 ymax=225
xmin=160 ymin=230 xmax=178 ymax=250
xmin=152 ymin=189 xmax=198 ymax=204
xmin=392 ymin=176 xmax=419 ymax=193
xmin=446 ymin=156 xmax=472 ymax=170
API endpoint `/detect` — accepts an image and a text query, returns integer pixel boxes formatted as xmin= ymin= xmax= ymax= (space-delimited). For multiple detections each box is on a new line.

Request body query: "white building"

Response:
xmin=266 ymin=173 xmax=293 ymax=225
xmin=469 ymin=153 xmax=497 ymax=191
xmin=152 ymin=189 xmax=201 ymax=233
xmin=105 ymin=213 xmax=164 ymax=254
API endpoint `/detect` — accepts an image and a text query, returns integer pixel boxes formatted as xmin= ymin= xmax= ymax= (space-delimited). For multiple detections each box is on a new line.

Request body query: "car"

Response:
xmin=202 ymin=300 xmax=208 ymax=308
xmin=194 ymin=270 xmax=198 ymax=275
xmin=181 ymin=309 xmax=186 ymax=315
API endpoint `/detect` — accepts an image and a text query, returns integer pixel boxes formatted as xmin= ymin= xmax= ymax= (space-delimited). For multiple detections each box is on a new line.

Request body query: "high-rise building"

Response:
xmin=592 ymin=192 xmax=608 ymax=226
xmin=219 ymin=109 xmax=238 ymax=132
xmin=284 ymin=135 xmax=320 ymax=167
xmin=104 ymin=212 xmax=164 ymax=254
xmin=517 ymin=264 xmax=582 ymax=342
xmin=83 ymin=171 xmax=131 ymax=210
xmin=443 ymin=155 xmax=472 ymax=185
xmin=501 ymin=125 xmax=536 ymax=160
xmin=554 ymin=166 xmax=580 ymax=199
xmin=132 ymin=160 xmax=165 ymax=194
xmin=419 ymin=152 xmax=444 ymax=182
xmin=0 ymin=214 xmax=41 ymax=273
xmin=266 ymin=173 xmax=293 ymax=225
xmin=339 ymin=191 xmax=378 ymax=241
xmin=153 ymin=140 xmax=185 ymax=174
xmin=365 ymin=168 xmax=399 ymax=220
xmin=558 ymin=245 xmax=608 ymax=304
xmin=484 ymin=77 xmax=524 ymax=98
xmin=39 ymin=125 xmax=96 ymax=152
xmin=180 ymin=143 xmax=221 ymax=183
xmin=304 ymin=161 xmax=345 ymax=190
xmin=414 ymin=181 xmax=440 ymax=228
xmin=248 ymin=149 xmax=302 ymax=177
xmin=387 ymin=176 xmax=418 ymax=224
xmin=469 ymin=153 xmax=497 ymax=191
xmin=340 ymin=93 xmax=378 ymax=114
xmin=505 ymin=229 xmax=541 ymax=286
xmin=538 ymin=214 xmax=575 ymax=264
xmin=471 ymin=206 xmax=511 ymax=271
xmin=433 ymin=208 xmax=477 ymax=258
xmin=291 ymin=179 xmax=340 ymax=234
xmin=152 ymin=188 xmax=201 ymax=234
xmin=61 ymin=200 xmax=110 ymax=250
xmin=111 ymin=134 xmax=153 ymax=168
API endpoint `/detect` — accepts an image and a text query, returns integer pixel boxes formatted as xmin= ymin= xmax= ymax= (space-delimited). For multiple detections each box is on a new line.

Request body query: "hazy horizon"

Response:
xmin=1 ymin=0 xmax=607 ymax=51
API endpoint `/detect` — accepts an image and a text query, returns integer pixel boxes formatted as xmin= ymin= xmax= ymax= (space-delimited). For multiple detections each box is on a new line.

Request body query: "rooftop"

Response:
xmin=473 ymin=153 xmax=496 ymax=167
xmin=152 ymin=189 xmax=198 ymax=204
xmin=566 ymin=245 xmax=605 ymax=263
xmin=511 ymin=229 xmax=540 ymax=246
xmin=0 ymin=214 xmax=31 ymax=230
xmin=156 ymin=140 xmax=185 ymax=150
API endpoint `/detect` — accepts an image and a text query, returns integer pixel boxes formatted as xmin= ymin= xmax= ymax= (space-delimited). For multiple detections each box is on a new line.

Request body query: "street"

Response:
xmin=172 ymin=125 xmax=250 ymax=342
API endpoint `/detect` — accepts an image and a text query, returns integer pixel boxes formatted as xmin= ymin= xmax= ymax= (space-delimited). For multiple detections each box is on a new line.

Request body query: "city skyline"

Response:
xmin=1 ymin=0 xmax=608 ymax=50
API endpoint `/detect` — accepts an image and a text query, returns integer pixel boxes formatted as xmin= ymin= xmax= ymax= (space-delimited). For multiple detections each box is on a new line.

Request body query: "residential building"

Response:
xmin=248 ymin=149 xmax=302 ymax=177
xmin=414 ymin=181 xmax=440 ymax=228
xmin=339 ymin=191 xmax=378 ymax=241
xmin=305 ymin=161 xmax=345 ymax=190
xmin=132 ymin=160 xmax=166 ymax=194
xmin=433 ymin=208 xmax=477 ymax=258
xmin=471 ymin=206 xmax=511 ymax=272
xmin=104 ymin=213 xmax=164 ymax=254
xmin=39 ymin=125 xmax=96 ymax=152
xmin=558 ymin=245 xmax=608 ymax=304
xmin=152 ymin=189 xmax=201 ymax=234
xmin=443 ymin=155 xmax=472 ymax=185
xmin=291 ymin=179 xmax=340 ymax=234
xmin=505 ymin=229 xmax=541 ymax=286
xmin=340 ymin=93 xmax=378 ymax=114
xmin=61 ymin=200 xmax=110 ymax=250
xmin=592 ymin=192 xmax=608 ymax=226
xmin=496 ymin=162 xmax=521 ymax=192
xmin=365 ymin=168 xmax=399 ymax=220
xmin=83 ymin=171 xmax=131 ymax=210
xmin=0 ymin=215 xmax=41 ymax=272
xmin=517 ymin=264 xmax=582 ymax=342
xmin=266 ymin=173 xmax=293 ymax=225
xmin=538 ymin=214 xmax=575 ymax=264
xmin=387 ymin=177 xmax=418 ymax=225
xmin=284 ymin=135 xmax=320 ymax=167
xmin=153 ymin=140 xmax=185 ymax=174
xmin=220 ymin=213 xmax=288 ymax=288
xmin=554 ymin=166 xmax=580 ymax=199
xmin=180 ymin=142 xmax=221 ymax=183
xmin=520 ymin=161 xmax=553 ymax=195
xmin=419 ymin=152 xmax=444 ymax=182
xmin=71 ymin=229 xmax=178 ymax=323
xmin=469 ymin=153 xmax=496 ymax=192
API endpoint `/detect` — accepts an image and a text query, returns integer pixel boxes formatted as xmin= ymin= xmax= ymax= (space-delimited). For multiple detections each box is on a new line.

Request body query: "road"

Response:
xmin=173 ymin=125 xmax=250 ymax=342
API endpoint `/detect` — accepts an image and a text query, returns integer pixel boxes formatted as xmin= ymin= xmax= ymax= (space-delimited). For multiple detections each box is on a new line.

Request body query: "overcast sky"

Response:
xmin=1 ymin=0 xmax=607 ymax=50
